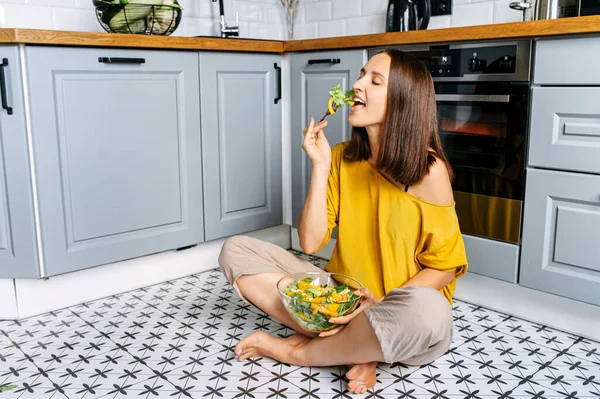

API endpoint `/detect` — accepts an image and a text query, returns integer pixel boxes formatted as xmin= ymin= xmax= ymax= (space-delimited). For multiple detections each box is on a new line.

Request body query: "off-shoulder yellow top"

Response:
xmin=321 ymin=142 xmax=469 ymax=305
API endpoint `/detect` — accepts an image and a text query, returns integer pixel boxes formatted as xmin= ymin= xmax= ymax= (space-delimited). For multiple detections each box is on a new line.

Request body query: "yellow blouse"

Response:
xmin=321 ymin=142 xmax=468 ymax=305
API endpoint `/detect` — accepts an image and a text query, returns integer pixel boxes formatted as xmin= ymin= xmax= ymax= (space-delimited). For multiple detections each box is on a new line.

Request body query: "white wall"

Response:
xmin=0 ymin=0 xmax=285 ymax=40
xmin=0 ymin=0 xmax=524 ymax=41
xmin=294 ymin=0 xmax=524 ymax=39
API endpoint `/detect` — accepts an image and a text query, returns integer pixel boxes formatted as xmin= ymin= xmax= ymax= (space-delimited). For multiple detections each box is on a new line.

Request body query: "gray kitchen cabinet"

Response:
xmin=291 ymin=50 xmax=366 ymax=228
xmin=0 ymin=46 xmax=38 ymax=278
xmin=25 ymin=47 xmax=204 ymax=277
xmin=199 ymin=52 xmax=282 ymax=241
xmin=534 ymin=37 xmax=600 ymax=85
xmin=519 ymin=168 xmax=600 ymax=306
xmin=528 ymin=87 xmax=600 ymax=175
xmin=463 ymin=234 xmax=519 ymax=284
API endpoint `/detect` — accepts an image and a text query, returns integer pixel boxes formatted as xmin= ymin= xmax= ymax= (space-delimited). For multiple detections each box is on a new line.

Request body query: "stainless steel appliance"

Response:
xmin=509 ymin=0 xmax=578 ymax=21
xmin=369 ymin=41 xmax=532 ymax=244
xmin=386 ymin=0 xmax=430 ymax=31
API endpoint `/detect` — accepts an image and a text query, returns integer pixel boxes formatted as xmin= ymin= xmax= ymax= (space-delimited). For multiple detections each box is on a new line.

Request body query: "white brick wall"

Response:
xmin=0 ymin=0 xmax=523 ymax=41
xmin=0 ymin=0 xmax=285 ymax=40
xmin=294 ymin=0 xmax=523 ymax=39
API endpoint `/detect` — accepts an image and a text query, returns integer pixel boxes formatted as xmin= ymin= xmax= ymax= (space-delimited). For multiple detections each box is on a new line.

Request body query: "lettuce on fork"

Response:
xmin=321 ymin=84 xmax=355 ymax=121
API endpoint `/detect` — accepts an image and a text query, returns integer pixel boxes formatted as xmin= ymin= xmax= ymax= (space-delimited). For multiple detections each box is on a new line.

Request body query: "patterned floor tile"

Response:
xmin=2 ymin=252 xmax=600 ymax=399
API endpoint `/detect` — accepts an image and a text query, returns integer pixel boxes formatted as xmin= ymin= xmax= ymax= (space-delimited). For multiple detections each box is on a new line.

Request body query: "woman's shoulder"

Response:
xmin=409 ymin=156 xmax=454 ymax=206
xmin=332 ymin=141 xmax=350 ymax=153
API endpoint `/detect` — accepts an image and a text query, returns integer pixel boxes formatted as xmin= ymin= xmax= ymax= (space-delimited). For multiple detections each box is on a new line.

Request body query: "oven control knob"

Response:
xmin=468 ymin=55 xmax=486 ymax=72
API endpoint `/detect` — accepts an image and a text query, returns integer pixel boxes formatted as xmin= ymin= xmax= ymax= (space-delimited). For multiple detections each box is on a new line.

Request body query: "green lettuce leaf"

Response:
xmin=329 ymin=84 xmax=356 ymax=109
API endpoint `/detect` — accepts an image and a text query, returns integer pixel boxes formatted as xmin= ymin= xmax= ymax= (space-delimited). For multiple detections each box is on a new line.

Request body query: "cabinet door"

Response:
xmin=529 ymin=87 xmax=600 ymax=175
xmin=26 ymin=47 xmax=204 ymax=277
xmin=0 ymin=46 xmax=38 ymax=278
xmin=520 ymin=168 xmax=600 ymax=306
xmin=200 ymin=53 xmax=282 ymax=241
xmin=290 ymin=50 xmax=366 ymax=228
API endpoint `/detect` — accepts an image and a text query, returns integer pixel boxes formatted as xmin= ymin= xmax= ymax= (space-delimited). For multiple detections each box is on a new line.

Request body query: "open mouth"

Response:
xmin=352 ymin=97 xmax=366 ymax=111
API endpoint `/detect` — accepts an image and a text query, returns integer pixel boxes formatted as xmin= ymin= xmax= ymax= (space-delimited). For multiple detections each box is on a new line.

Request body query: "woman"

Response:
xmin=218 ymin=49 xmax=468 ymax=394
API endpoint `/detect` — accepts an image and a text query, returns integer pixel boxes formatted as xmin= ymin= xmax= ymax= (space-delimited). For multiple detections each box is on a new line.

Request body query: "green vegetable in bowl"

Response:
xmin=284 ymin=277 xmax=361 ymax=331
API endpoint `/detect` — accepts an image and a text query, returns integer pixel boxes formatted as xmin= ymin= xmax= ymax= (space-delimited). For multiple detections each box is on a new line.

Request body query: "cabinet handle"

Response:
xmin=98 ymin=57 xmax=146 ymax=64
xmin=0 ymin=58 xmax=12 ymax=115
xmin=274 ymin=63 xmax=281 ymax=105
xmin=308 ymin=58 xmax=341 ymax=65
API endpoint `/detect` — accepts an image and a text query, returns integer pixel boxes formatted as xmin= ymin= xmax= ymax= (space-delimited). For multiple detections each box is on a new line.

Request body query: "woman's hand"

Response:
xmin=302 ymin=117 xmax=331 ymax=173
xmin=318 ymin=288 xmax=383 ymax=338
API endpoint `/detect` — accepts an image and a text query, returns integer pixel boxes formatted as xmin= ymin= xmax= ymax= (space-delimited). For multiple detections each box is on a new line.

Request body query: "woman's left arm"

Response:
xmin=400 ymin=267 xmax=456 ymax=291
xmin=320 ymin=268 xmax=455 ymax=337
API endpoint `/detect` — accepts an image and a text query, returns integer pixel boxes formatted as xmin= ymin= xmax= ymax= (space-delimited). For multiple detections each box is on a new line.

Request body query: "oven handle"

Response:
xmin=435 ymin=94 xmax=511 ymax=103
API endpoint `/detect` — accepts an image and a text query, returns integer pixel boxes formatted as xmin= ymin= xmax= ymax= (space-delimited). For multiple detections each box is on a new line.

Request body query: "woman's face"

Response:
xmin=348 ymin=52 xmax=391 ymax=128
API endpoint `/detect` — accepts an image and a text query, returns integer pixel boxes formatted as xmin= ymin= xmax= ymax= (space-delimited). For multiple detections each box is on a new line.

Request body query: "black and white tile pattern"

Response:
xmin=1 ymin=250 xmax=599 ymax=398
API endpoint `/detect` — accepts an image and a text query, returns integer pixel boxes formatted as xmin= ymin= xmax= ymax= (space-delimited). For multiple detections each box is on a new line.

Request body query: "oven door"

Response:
xmin=435 ymin=82 xmax=529 ymax=244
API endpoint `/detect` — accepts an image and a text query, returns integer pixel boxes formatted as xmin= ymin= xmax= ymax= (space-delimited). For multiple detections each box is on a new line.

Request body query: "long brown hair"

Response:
xmin=344 ymin=49 xmax=453 ymax=185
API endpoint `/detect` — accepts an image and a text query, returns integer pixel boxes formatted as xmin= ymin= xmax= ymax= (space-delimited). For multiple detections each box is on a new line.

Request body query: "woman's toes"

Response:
xmin=348 ymin=383 xmax=365 ymax=394
xmin=238 ymin=349 xmax=253 ymax=361
xmin=347 ymin=380 xmax=359 ymax=393
xmin=234 ymin=331 xmax=272 ymax=361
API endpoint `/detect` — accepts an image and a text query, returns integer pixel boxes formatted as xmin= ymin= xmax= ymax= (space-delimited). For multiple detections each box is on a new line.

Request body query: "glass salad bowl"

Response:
xmin=277 ymin=272 xmax=363 ymax=333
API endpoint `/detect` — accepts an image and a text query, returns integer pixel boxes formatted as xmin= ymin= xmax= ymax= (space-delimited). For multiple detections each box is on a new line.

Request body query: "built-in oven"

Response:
xmin=369 ymin=41 xmax=531 ymax=244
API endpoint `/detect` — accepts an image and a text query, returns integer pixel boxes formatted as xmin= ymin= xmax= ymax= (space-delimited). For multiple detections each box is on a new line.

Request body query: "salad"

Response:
xmin=283 ymin=276 xmax=361 ymax=332
xmin=320 ymin=84 xmax=356 ymax=122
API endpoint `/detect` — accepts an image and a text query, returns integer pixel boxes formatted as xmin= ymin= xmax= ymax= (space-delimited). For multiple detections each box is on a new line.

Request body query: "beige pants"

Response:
xmin=218 ymin=235 xmax=453 ymax=365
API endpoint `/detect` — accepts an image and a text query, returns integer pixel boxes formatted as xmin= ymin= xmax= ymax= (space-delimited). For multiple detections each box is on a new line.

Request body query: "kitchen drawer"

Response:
xmin=529 ymin=87 xmax=600 ymax=175
xmin=520 ymin=168 xmax=600 ymax=306
xmin=534 ymin=37 xmax=600 ymax=85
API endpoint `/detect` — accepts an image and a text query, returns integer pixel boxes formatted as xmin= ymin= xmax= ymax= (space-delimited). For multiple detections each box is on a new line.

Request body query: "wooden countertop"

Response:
xmin=1 ymin=15 xmax=600 ymax=53
xmin=0 ymin=29 xmax=284 ymax=53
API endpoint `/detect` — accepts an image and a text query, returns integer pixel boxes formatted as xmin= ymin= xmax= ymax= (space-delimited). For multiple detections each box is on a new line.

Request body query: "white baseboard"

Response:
xmin=290 ymin=228 xmax=600 ymax=341
xmin=2 ymin=225 xmax=291 ymax=320
xmin=455 ymin=272 xmax=600 ymax=341
xmin=0 ymin=279 xmax=18 ymax=319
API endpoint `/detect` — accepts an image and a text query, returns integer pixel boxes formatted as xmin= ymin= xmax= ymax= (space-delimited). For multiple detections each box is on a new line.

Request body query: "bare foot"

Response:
xmin=346 ymin=361 xmax=378 ymax=394
xmin=234 ymin=332 xmax=310 ymax=364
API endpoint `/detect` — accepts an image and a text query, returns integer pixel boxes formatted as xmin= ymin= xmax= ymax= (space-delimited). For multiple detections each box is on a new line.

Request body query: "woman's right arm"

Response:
xmin=298 ymin=117 xmax=331 ymax=254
